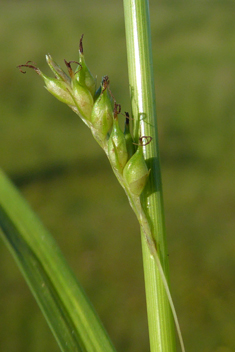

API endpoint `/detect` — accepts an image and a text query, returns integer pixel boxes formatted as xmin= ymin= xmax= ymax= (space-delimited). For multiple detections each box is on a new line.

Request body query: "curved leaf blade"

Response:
xmin=0 ymin=170 xmax=116 ymax=352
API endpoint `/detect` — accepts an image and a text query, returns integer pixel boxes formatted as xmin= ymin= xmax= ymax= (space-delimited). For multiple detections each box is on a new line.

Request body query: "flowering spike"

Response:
xmin=108 ymin=104 xmax=128 ymax=174
xmin=43 ymin=76 xmax=74 ymax=106
xmin=17 ymin=62 xmax=75 ymax=106
xmin=72 ymin=80 xmax=94 ymax=121
xmin=75 ymin=34 xmax=96 ymax=97
xmin=123 ymin=145 xmax=150 ymax=196
xmin=64 ymin=60 xmax=94 ymax=121
xmin=91 ymin=76 xmax=113 ymax=144
xmin=46 ymin=55 xmax=71 ymax=85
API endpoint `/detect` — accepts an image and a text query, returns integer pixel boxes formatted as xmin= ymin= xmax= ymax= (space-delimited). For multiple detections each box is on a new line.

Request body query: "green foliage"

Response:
xmin=0 ymin=171 xmax=116 ymax=352
xmin=1 ymin=1 xmax=235 ymax=352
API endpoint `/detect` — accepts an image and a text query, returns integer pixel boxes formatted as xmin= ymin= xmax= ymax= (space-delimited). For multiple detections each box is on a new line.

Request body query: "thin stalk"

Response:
xmin=123 ymin=1 xmax=180 ymax=352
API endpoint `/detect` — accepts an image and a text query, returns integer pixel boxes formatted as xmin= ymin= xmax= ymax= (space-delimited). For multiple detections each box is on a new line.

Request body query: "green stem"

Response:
xmin=123 ymin=1 xmax=178 ymax=351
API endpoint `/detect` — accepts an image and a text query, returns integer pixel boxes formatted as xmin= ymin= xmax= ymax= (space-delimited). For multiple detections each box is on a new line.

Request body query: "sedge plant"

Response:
xmin=0 ymin=1 xmax=185 ymax=352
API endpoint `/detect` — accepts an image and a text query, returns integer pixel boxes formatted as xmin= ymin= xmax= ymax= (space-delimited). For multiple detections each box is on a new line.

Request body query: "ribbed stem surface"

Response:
xmin=123 ymin=1 xmax=177 ymax=351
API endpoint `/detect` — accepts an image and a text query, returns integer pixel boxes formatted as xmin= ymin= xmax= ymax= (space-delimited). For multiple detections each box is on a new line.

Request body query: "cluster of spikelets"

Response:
xmin=18 ymin=35 xmax=150 ymax=197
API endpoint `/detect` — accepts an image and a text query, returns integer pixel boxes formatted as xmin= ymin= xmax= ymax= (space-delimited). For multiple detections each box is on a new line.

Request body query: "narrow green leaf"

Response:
xmin=0 ymin=170 xmax=116 ymax=352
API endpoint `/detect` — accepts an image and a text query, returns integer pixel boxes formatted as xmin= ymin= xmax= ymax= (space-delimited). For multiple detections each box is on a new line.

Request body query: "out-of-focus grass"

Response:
xmin=0 ymin=1 xmax=235 ymax=352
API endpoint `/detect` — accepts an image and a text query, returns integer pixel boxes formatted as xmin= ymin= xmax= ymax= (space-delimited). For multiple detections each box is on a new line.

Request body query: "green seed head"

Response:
xmin=91 ymin=76 xmax=113 ymax=143
xmin=108 ymin=104 xmax=128 ymax=174
xmin=39 ymin=71 xmax=76 ymax=106
xmin=64 ymin=59 xmax=94 ymax=122
xmin=75 ymin=35 xmax=96 ymax=97
xmin=44 ymin=78 xmax=75 ymax=105
xmin=17 ymin=62 xmax=75 ymax=106
xmin=123 ymin=146 xmax=150 ymax=196
xmin=46 ymin=54 xmax=71 ymax=85
xmin=71 ymin=79 xmax=94 ymax=121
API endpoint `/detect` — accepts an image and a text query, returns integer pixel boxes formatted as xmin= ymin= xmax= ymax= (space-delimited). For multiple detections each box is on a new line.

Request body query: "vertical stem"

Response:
xmin=123 ymin=1 xmax=177 ymax=351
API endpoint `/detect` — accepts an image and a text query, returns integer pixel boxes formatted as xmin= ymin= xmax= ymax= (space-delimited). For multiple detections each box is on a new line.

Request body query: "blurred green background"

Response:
xmin=1 ymin=0 xmax=235 ymax=351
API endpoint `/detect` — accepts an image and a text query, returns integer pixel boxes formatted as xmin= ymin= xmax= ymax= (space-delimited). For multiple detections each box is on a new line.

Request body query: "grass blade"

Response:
xmin=0 ymin=170 xmax=116 ymax=352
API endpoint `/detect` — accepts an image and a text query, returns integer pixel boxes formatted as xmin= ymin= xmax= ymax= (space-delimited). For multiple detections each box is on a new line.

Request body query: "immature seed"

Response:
xmin=91 ymin=76 xmax=113 ymax=143
xmin=123 ymin=145 xmax=150 ymax=196
xmin=75 ymin=34 xmax=96 ymax=97
xmin=108 ymin=104 xmax=128 ymax=174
